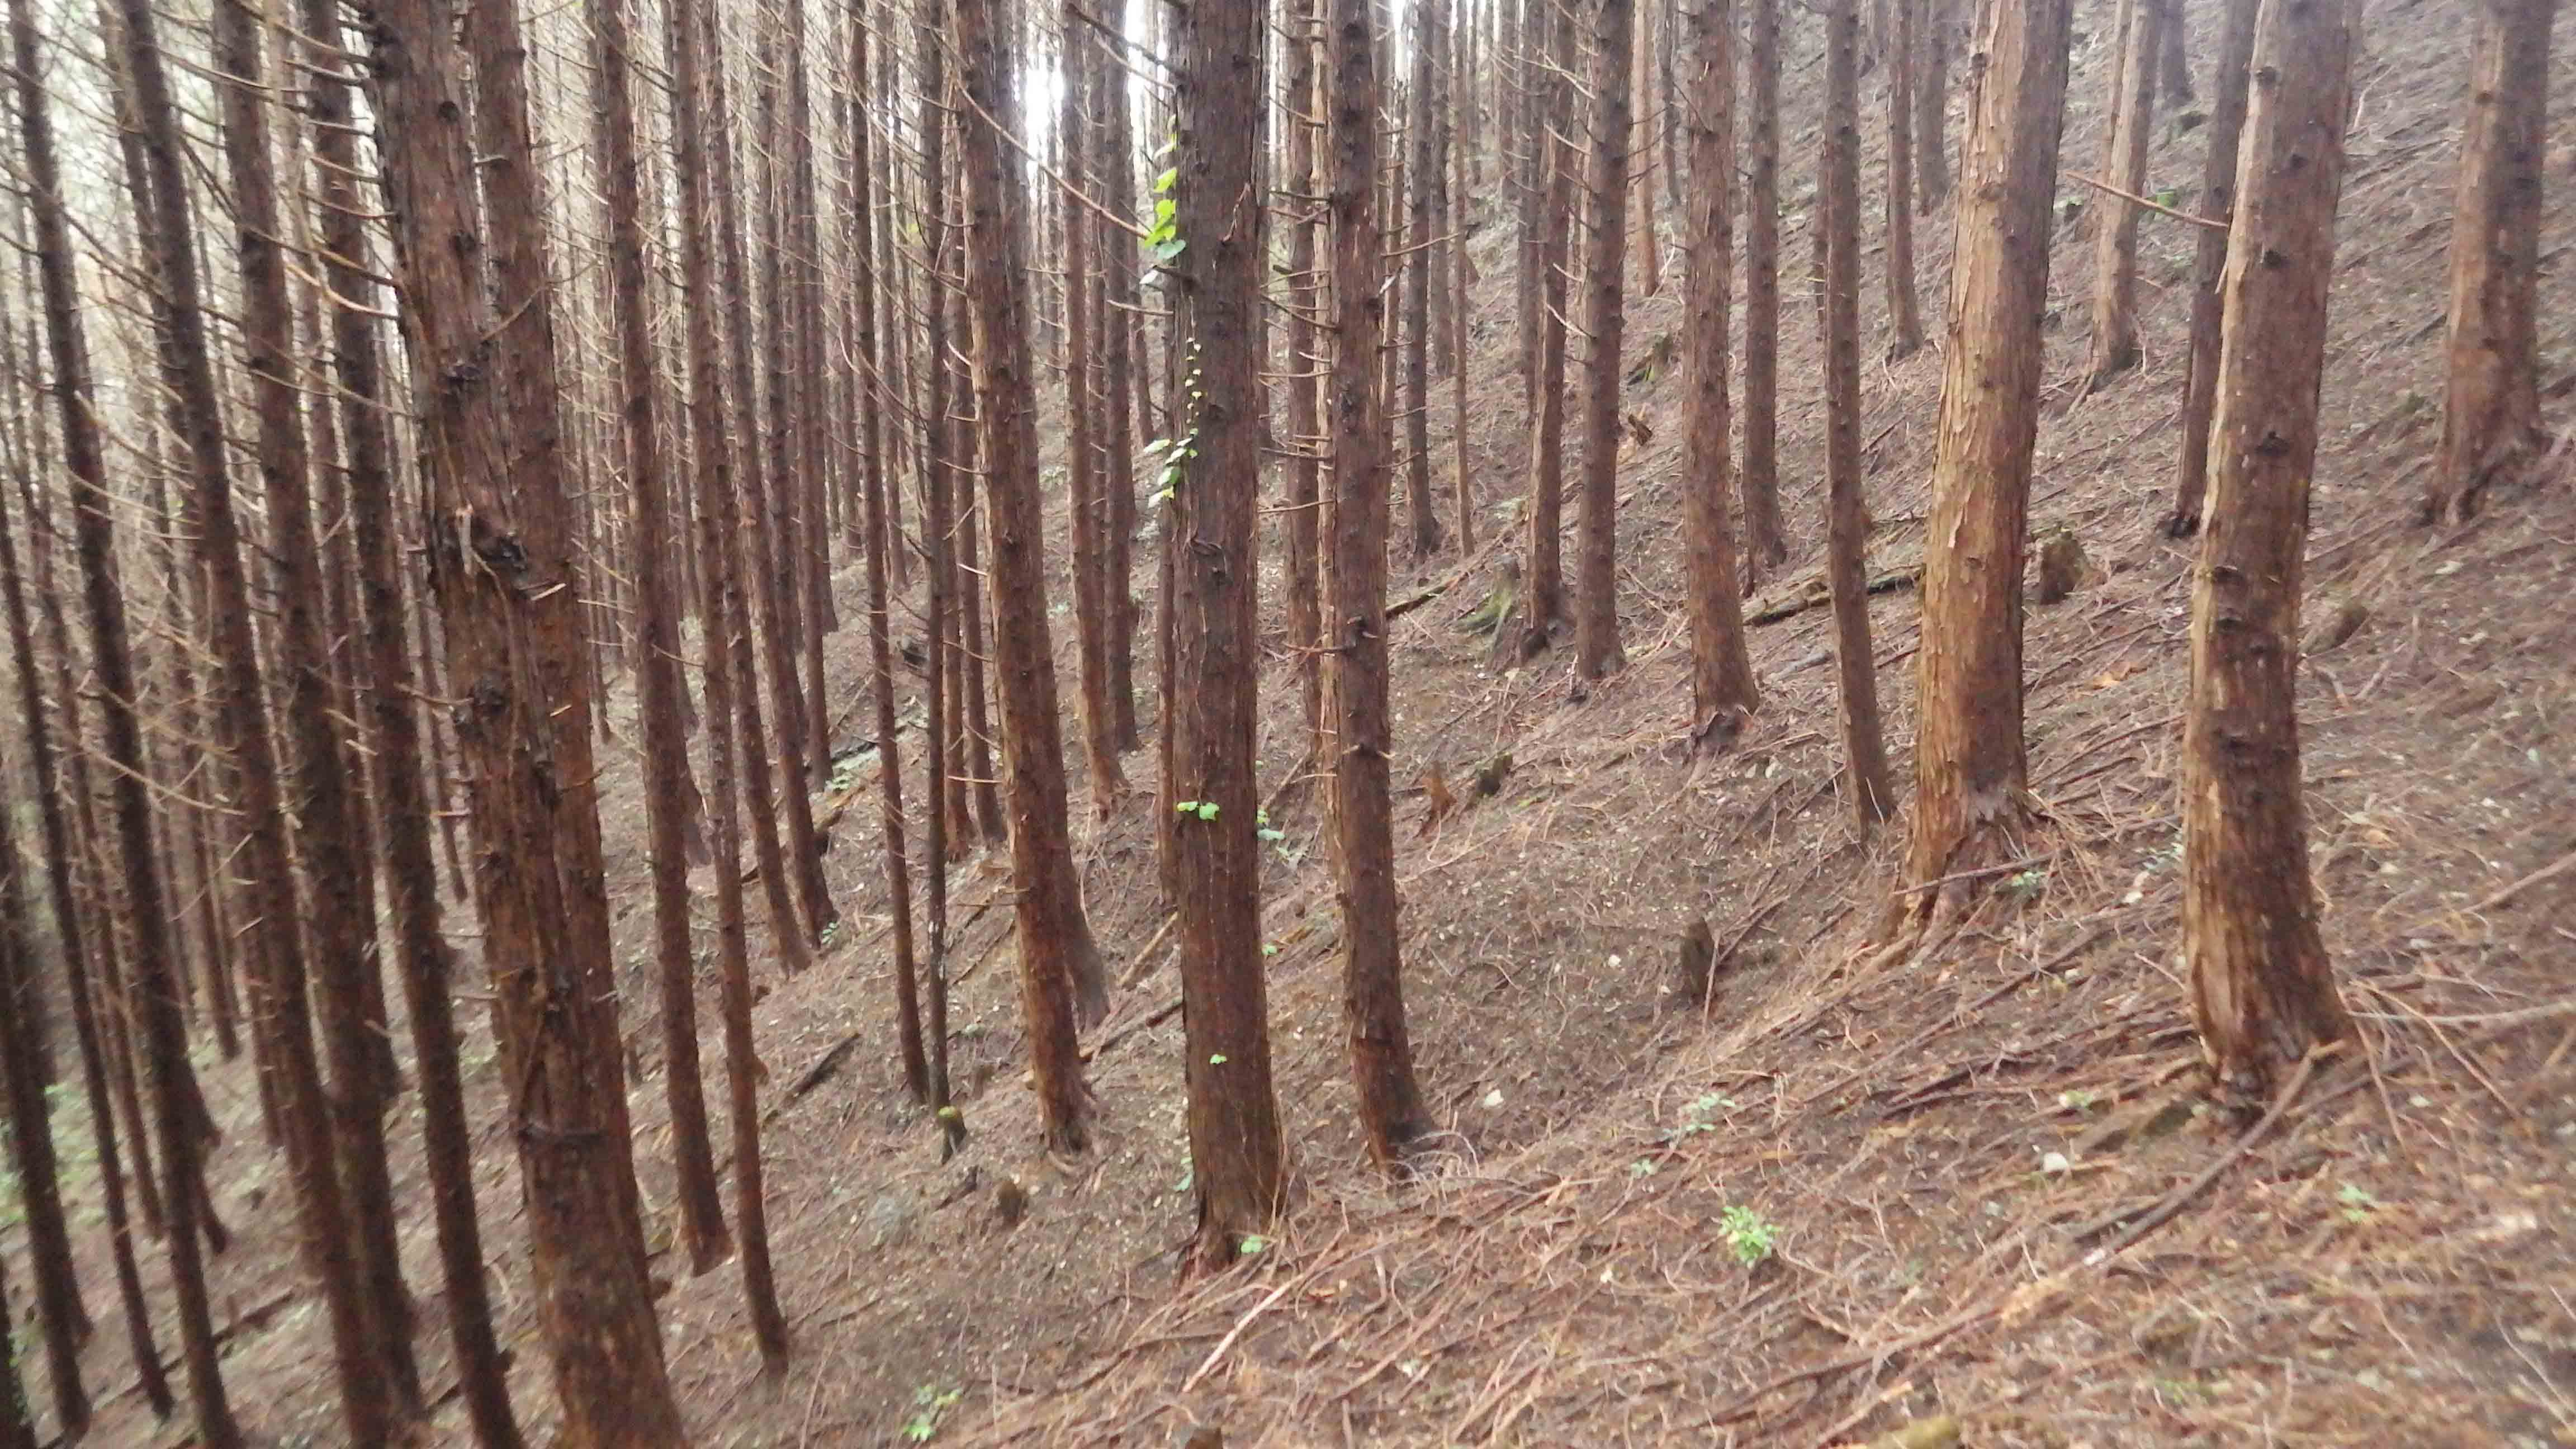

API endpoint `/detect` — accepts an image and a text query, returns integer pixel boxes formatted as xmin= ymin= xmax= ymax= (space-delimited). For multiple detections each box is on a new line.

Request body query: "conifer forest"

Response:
xmin=0 ymin=0 xmax=2573 ymax=1439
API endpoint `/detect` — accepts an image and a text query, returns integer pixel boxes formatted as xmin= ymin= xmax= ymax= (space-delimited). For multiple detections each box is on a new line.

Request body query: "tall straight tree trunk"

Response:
xmin=2086 ymin=0 xmax=2160 ymax=387
xmin=673 ymin=0 xmax=791 ymax=1360
xmin=589 ymin=0 xmax=731 ymax=1273
xmin=1101 ymin=35 xmax=1144 ymax=752
xmin=371 ymin=0 xmax=688 ymax=1434
xmin=954 ymin=0 xmax=1111 ymax=1153
xmin=305 ymin=1 xmax=519 ymax=1435
xmin=0 ymin=336 xmax=166 ymax=1424
xmin=0 ymin=1247 xmax=27 ymax=1449
xmin=1632 ymin=0 xmax=1664 ymax=295
xmin=1170 ymin=0 xmax=1287 ymax=1269
xmin=1063 ymin=17 xmax=1129 ymax=809
xmin=116 ymin=0 xmax=385 ymax=1431
xmin=1882 ymin=0 xmax=1925 ymax=357
xmin=2429 ymin=0 xmax=2555 ymax=524
xmin=1285 ymin=0 xmax=1328 ymax=755
xmin=755 ymin=0 xmax=841 ymax=944
xmin=211 ymin=0 xmax=421 ymax=1410
xmin=2158 ymin=0 xmax=2190 ymax=102
xmin=843 ymin=0 xmax=927 ymax=1104
xmin=1508 ymin=0 xmax=1579 ymax=655
xmin=0 ymin=781 xmax=86 ymax=1432
xmin=2184 ymin=0 xmax=2360 ymax=1106
xmin=788 ymin=0 xmax=834 ymax=772
xmin=1822 ymin=0 xmax=1895 ymax=826
xmin=8 ymin=0 xmax=235 ymax=1434
xmin=1403 ymin=0 xmax=1448 ymax=556
xmin=1682 ymin=0 xmax=1759 ymax=744
xmin=1451 ymin=11 xmax=1477 ymax=556
xmin=1574 ymin=0 xmax=1638 ymax=679
xmin=1915 ymin=0 xmax=1951 ymax=211
xmin=2166 ymin=0 xmax=2258 ymax=537
xmin=1898 ymin=0 xmax=2072 ymax=931
xmin=1325 ymin=0 xmax=1433 ymax=1167
xmin=705 ymin=0 xmax=816 ymax=976
xmin=1740 ymin=0 xmax=1790 ymax=577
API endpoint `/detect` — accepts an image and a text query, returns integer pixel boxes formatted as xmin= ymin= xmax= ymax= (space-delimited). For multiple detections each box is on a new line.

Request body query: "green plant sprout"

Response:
xmin=1174 ymin=799 xmax=1220 ymax=822
xmin=1720 ymin=1205 xmax=1779 ymax=1267
xmin=902 ymin=1385 xmax=963 ymax=1442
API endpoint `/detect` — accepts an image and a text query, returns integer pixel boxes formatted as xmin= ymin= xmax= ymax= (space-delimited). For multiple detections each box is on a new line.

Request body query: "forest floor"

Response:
xmin=13 ymin=0 xmax=2576 ymax=1442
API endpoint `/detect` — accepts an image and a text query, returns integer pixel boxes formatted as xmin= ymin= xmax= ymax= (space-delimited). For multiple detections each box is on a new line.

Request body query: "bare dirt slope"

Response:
xmin=15 ymin=0 xmax=2574 ymax=1442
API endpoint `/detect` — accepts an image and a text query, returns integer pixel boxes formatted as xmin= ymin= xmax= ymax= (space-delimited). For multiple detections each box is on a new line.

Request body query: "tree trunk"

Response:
xmin=1285 ymin=0 xmax=1328 ymax=756
xmin=2085 ymin=0 xmax=2160 ymax=387
xmin=0 ymin=780 xmax=87 ymax=1431
xmin=211 ymin=0 xmax=423 ymax=1409
xmin=2166 ymin=0 xmax=2258 ymax=537
xmin=306 ymin=1 xmax=520 ymax=1434
xmin=10 ymin=0 xmax=237 ymax=1432
xmin=1171 ymin=0 xmax=1289 ymax=1268
xmin=1509 ymin=0 xmax=1579 ymax=655
xmin=706 ymin=0 xmax=817 ymax=977
xmin=1101 ymin=36 xmax=1144 ymax=752
xmin=1451 ymin=4 xmax=1478 ymax=555
xmin=1404 ymin=0 xmax=1448 ymax=557
xmin=1740 ymin=0 xmax=1791 ymax=577
xmin=1882 ymin=0 xmax=1925 ymax=357
xmin=116 ymin=0 xmax=383 ymax=1428
xmin=1915 ymin=0 xmax=1952 ymax=211
xmin=1681 ymin=0 xmax=1759 ymax=744
xmin=954 ymin=0 xmax=1110 ymax=1153
xmin=1575 ymin=0 xmax=1637 ymax=679
xmin=0 ymin=326 xmax=167 ymax=1424
xmin=2184 ymin=0 xmax=2361 ymax=1107
xmin=1822 ymin=0 xmax=1895 ymax=827
xmin=755 ymin=0 xmax=841 ymax=945
xmin=0 ymin=1246 xmax=29 ymax=1449
xmin=1063 ymin=18 xmax=1129 ymax=809
xmin=1325 ymin=0 xmax=1434 ymax=1168
xmin=1899 ymin=0 xmax=2072 ymax=930
xmin=1632 ymin=0 xmax=1664 ymax=296
xmin=2157 ymin=0 xmax=2191 ymax=103
xmin=589 ymin=0 xmax=731 ymax=1274
xmin=372 ymin=0 xmax=688 ymax=1433
xmin=675 ymin=0 xmax=795 ymax=1363
xmin=2429 ymin=0 xmax=2555 ymax=524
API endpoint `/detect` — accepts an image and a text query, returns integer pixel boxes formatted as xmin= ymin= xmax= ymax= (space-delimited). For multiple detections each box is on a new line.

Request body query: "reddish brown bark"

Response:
xmin=373 ymin=0 xmax=688 ymax=1431
xmin=2184 ymin=0 xmax=2360 ymax=1106
xmin=2429 ymin=0 xmax=2555 ymax=524
xmin=2167 ymin=0 xmax=2258 ymax=537
xmin=1170 ymin=0 xmax=1288 ymax=1267
xmin=1740 ymin=0 xmax=1790 ymax=578
xmin=1822 ymin=0 xmax=1895 ymax=826
xmin=955 ymin=0 xmax=1110 ymax=1151
xmin=1681 ymin=0 xmax=1759 ymax=744
xmin=1574 ymin=0 xmax=1637 ymax=679
xmin=2086 ymin=0 xmax=2161 ymax=387
xmin=11 ymin=0 xmax=236 ymax=1431
xmin=1882 ymin=0 xmax=1925 ymax=357
xmin=209 ymin=0 xmax=419 ymax=1411
xmin=1901 ymin=0 xmax=2073 ymax=929
xmin=1325 ymin=0 xmax=1433 ymax=1167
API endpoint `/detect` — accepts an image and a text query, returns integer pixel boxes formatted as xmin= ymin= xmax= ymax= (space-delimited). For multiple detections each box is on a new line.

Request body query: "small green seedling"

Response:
xmin=2001 ymin=868 xmax=2049 ymax=901
xmin=902 ymin=1385 xmax=963 ymax=1442
xmin=2337 ymin=1183 xmax=2378 ymax=1225
xmin=1658 ymin=1092 xmax=1739 ymax=1145
xmin=1174 ymin=799 xmax=1220 ymax=822
xmin=1720 ymin=1205 xmax=1779 ymax=1267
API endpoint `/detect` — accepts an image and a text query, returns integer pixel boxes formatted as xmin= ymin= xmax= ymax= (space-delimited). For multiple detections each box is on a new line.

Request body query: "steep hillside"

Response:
xmin=41 ymin=0 xmax=2572 ymax=1442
